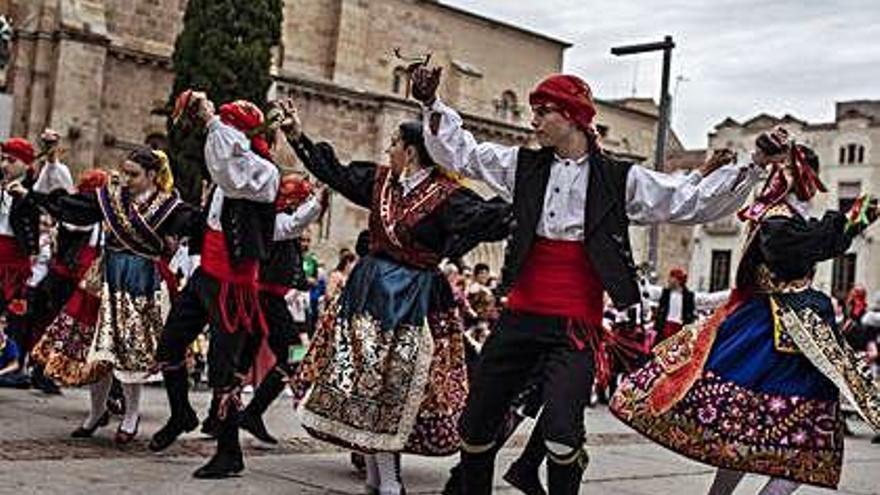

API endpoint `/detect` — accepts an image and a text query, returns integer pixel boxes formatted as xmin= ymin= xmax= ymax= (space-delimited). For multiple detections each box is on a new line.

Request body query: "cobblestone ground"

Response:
xmin=0 ymin=387 xmax=877 ymax=494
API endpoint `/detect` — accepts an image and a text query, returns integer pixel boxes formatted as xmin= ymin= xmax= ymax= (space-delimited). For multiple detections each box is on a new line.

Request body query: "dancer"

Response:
xmin=150 ymin=92 xmax=291 ymax=479
xmin=26 ymin=148 xmax=198 ymax=444
xmin=30 ymin=169 xmax=109 ymax=387
xmin=410 ymin=66 xmax=766 ymax=494
xmin=610 ymin=129 xmax=880 ymax=493
xmin=280 ymin=96 xmax=512 ymax=495
xmin=0 ymin=138 xmax=40 ymax=360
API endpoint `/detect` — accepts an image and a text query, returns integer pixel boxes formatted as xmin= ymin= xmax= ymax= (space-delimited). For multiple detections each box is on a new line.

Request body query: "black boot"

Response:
xmin=459 ymin=448 xmax=497 ymax=495
xmin=239 ymin=368 xmax=287 ymax=444
xmin=193 ymin=401 xmax=244 ymax=479
xmin=547 ymin=448 xmax=589 ymax=495
xmin=503 ymin=425 xmax=547 ymax=495
xmin=442 ymin=463 xmax=462 ymax=495
xmin=201 ymin=393 xmax=220 ymax=437
xmin=149 ymin=367 xmax=199 ymax=452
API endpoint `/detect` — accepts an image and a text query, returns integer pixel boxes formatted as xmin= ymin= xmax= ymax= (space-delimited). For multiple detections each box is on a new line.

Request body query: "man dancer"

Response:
xmin=0 ymin=138 xmax=40 ymax=361
xmin=411 ymin=67 xmax=769 ymax=494
xmin=150 ymin=93 xmax=324 ymax=475
xmin=150 ymin=92 xmax=279 ymax=478
xmin=652 ymin=267 xmax=695 ymax=344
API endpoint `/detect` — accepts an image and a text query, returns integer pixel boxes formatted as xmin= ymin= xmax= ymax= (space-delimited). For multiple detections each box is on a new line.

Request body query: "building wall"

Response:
xmin=3 ymin=0 xmax=680 ymax=272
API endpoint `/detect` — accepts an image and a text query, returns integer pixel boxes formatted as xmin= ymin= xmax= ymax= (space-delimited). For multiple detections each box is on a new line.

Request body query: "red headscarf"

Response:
xmin=275 ymin=174 xmax=313 ymax=212
xmin=529 ymin=74 xmax=597 ymax=133
xmin=218 ymin=100 xmax=271 ymax=160
xmin=171 ymin=89 xmax=197 ymax=125
xmin=77 ymin=168 xmax=109 ymax=194
xmin=1 ymin=137 xmax=35 ymax=165
xmin=669 ymin=267 xmax=688 ymax=285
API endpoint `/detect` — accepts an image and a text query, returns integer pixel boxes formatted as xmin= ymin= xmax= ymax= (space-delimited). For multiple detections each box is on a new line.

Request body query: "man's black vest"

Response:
xmin=190 ymin=189 xmax=276 ymax=266
xmin=654 ymin=287 xmax=696 ymax=330
xmin=499 ymin=147 xmax=639 ymax=308
xmin=9 ymin=193 xmax=40 ymax=255
xmin=260 ymin=238 xmax=309 ymax=291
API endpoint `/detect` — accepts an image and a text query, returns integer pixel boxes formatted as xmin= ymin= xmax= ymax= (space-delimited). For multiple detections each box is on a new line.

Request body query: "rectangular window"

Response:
xmin=838 ymin=181 xmax=862 ymax=212
xmin=839 ymin=147 xmax=846 ymax=164
xmin=848 ymin=144 xmax=857 ymax=164
xmin=858 ymin=145 xmax=865 ymax=163
xmin=831 ymin=253 xmax=857 ymax=301
xmin=709 ymin=250 xmax=732 ymax=292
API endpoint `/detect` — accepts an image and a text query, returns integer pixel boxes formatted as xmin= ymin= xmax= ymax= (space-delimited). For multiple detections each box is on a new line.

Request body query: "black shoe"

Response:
xmin=201 ymin=415 xmax=220 ymax=438
xmin=149 ymin=410 xmax=198 ymax=452
xmin=192 ymin=448 xmax=244 ymax=479
xmin=70 ymin=411 xmax=110 ymax=438
xmin=503 ymin=461 xmax=546 ymax=495
xmin=239 ymin=412 xmax=277 ymax=445
xmin=872 ymin=434 xmax=880 ymax=444
xmin=238 ymin=368 xmax=286 ymax=444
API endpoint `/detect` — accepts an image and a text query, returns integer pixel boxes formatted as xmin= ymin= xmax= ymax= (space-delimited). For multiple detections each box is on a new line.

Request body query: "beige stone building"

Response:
xmin=690 ymin=101 xmax=880 ymax=299
xmin=1 ymin=0 xmax=681 ymax=268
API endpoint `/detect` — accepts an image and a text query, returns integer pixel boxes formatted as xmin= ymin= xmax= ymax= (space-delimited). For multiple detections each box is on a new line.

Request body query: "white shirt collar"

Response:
xmin=553 ymin=152 xmax=590 ymax=165
xmin=398 ymin=167 xmax=433 ymax=196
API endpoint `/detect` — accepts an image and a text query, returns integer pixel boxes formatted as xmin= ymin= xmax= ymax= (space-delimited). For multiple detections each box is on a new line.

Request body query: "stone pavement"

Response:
xmin=0 ymin=386 xmax=877 ymax=494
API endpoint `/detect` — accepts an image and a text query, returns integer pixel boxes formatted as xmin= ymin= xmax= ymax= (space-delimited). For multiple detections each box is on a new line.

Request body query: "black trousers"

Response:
xmin=156 ymin=268 xmax=248 ymax=389
xmin=460 ymin=310 xmax=595 ymax=451
xmin=238 ymin=292 xmax=302 ymax=375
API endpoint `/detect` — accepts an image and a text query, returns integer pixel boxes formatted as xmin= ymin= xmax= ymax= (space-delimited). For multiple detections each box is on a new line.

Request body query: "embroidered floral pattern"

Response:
xmin=611 ymin=366 xmax=844 ymax=488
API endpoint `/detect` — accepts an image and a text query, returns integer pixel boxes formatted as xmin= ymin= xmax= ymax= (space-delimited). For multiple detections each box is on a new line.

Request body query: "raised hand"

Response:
xmin=274 ymin=97 xmax=303 ymax=141
xmin=699 ymin=148 xmax=736 ymax=176
xmin=410 ymin=66 xmax=442 ymax=105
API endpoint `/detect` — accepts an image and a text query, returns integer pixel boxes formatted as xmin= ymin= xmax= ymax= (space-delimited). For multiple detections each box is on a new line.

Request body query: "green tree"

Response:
xmin=166 ymin=0 xmax=283 ymax=203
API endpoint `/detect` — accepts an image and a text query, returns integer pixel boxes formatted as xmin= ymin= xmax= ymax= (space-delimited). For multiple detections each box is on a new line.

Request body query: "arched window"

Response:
xmin=391 ymin=66 xmax=408 ymax=95
xmin=840 ymin=142 xmax=868 ymax=165
xmin=496 ymin=90 xmax=518 ymax=120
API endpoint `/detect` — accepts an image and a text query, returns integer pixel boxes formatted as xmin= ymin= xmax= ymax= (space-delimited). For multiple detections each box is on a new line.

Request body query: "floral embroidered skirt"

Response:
xmin=611 ymin=293 xmax=845 ymax=488
xmin=295 ymin=256 xmax=467 ymax=455
xmin=88 ymin=251 xmax=165 ymax=384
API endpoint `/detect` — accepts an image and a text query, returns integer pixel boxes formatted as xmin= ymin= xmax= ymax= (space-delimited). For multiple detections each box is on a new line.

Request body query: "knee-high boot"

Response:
xmin=149 ymin=366 xmax=198 ymax=452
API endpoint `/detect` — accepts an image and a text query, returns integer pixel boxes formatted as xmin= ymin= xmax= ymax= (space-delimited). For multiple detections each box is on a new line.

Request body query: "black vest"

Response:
xmin=654 ymin=287 xmax=696 ymax=330
xmin=9 ymin=193 xmax=40 ymax=255
xmin=500 ymin=147 xmax=639 ymax=308
xmin=260 ymin=238 xmax=308 ymax=290
xmin=190 ymin=189 xmax=276 ymax=266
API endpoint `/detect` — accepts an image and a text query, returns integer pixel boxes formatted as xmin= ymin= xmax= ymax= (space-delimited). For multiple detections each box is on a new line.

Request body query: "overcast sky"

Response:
xmin=445 ymin=0 xmax=880 ymax=149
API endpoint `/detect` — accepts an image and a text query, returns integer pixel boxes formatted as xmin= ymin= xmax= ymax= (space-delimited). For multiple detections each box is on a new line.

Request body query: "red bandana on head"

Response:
xmin=218 ymin=100 xmax=272 ymax=160
xmin=1 ymin=137 xmax=35 ymax=165
xmin=529 ymin=74 xmax=597 ymax=133
xmin=77 ymin=168 xmax=109 ymax=194
xmin=275 ymin=174 xmax=313 ymax=212
xmin=670 ymin=267 xmax=688 ymax=285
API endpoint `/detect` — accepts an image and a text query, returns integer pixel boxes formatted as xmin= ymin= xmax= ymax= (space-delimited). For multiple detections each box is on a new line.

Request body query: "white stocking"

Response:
xmin=364 ymin=453 xmax=380 ymax=491
xmin=375 ymin=452 xmax=403 ymax=495
xmin=758 ymin=478 xmax=800 ymax=495
xmin=83 ymin=373 xmax=112 ymax=428
xmin=120 ymin=383 xmax=141 ymax=433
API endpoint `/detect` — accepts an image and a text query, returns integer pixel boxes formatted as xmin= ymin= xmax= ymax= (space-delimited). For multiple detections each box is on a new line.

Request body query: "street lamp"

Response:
xmin=611 ymin=35 xmax=675 ymax=270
